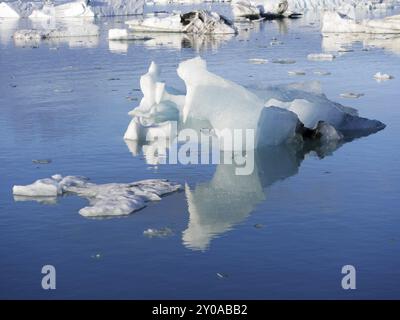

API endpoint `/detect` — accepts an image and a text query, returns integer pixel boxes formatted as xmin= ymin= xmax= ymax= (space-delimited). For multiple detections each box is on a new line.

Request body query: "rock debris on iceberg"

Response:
xmin=13 ymin=175 xmax=181 ymax=217
xmin=124 ymin=57 xmax=385 ymax=150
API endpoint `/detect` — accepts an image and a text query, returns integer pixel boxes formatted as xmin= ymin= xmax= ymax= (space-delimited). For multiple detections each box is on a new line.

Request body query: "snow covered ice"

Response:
xmin=124 ymin=57 xmax=386 ymax=151
xmin=13 ymin=175 xmax=181 ymax=217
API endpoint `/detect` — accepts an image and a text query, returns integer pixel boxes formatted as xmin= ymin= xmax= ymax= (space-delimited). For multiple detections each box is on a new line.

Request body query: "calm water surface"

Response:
xmin=0 ymin=4 xmax=400 ymax=299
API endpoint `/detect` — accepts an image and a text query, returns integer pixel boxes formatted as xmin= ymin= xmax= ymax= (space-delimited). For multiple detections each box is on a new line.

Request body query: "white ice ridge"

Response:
xmin=322 ymin=11 xmax=400 ymax=34
xmin=126 ymin=10 xmax=237 ymax=34
xmin=0 ymin=0 xmax=144 ymax=18
xmin=286 ymin=0 xmax=398 ymax=12
xmin=12 ymin=175 xmax=181 ymax=217
xmin=124 ymin=57 xmax=385 ymax=150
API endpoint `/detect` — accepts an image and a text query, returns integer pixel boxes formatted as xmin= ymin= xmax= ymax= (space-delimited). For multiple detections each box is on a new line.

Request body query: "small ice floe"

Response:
xmin=216 ymin=272 xmax=228 ymax=279
xmin=272 ymin=58 xmax=296 ymax=64
xmin=374 ymin=72 xmax=394 ymax=81
xmin=313 ymin=70 xmax=331 ymax=76
xmin=307 ymin=53 xmax=335 ymax=61
xmin=270 ymin=39 xmax=283 ymax=46
xmin=322 ymin=12 xmax=400 ymax=34
xmin=108 ymin=28 xmax=151 ymax=40
xmin=248 ymin=58 xmax=268 ymax=64
xmin=143 ymin=227 xmax=174 ymax=238
xmin=254 ymin=223 xmax=264 ymax=228
xmin=288 ymin=70 xmax=305 ymax=76
xmin=126 ymin=10 xmax=237 ymax=34
xmin=32 ymin=159 xmax=52 ymax=164
xmin=12 ymin=175 xmax=181 ymax=217
xmin=125 ymin=57 xmax=385 ymax=151
xmin=340 ymin=92 xmax=364 ymax=99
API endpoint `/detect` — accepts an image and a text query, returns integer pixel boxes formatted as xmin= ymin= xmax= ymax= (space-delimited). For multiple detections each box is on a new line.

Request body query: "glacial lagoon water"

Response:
xmin=1 ymin=4 xmax=400 ymax=299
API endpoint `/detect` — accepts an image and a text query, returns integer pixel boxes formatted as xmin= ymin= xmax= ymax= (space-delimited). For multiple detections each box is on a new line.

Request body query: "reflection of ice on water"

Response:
xmin=108 ymin=32 xmax=235 ymax=53
xmin=125 ymin=135 xmax=346 ymax=251
xmin=322 ymin=33 xmax=400 ymax=55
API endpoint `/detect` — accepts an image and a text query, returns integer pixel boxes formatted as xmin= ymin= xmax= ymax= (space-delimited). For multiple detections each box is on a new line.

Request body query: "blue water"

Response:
xmin=1 ymin=4 xmax=400 ymax=299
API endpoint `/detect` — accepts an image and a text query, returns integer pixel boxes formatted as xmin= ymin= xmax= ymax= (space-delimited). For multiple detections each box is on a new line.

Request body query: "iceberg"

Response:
xmin=322 ymin=11 xmax=400 ymax=34
xmin=1 ymin=0 xmax=144 ymax=19
xmin=13 ymin=175 xmax=181 ymax=217
xmin=126 ymin=10 xmax=238 ymax=34
xmin=0 ymin=0 xmax=42 ymax=18
xmin=124 ymin=57 xmax=385 ymax=151
xmin=29 ymin=1 xmax=94 ymax=18
xmin=14 ymin=19 xmax=99 ymax=40
xmin=232 ymin=0 xmax=300 ymax=19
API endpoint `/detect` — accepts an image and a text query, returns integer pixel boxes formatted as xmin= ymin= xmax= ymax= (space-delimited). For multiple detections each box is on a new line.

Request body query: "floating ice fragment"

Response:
xmin=288 ymin=70 xmax=305 ymax=76
xmin=374 ymin=72 xmax=394 ymax=81
xmin=340 ymin=92 xmax=365 ymax=99
xmin=248 ymin=58 xmax=268 ymax=64
xmin=32 ymin=159 xmax=52 ymax=164
xmin=143 ymin=227 xmax=174 ymax=238
xmin=307 ymin=53 xmax=335 ymax=61
xmin=272 ymin=58 xmax=296 ymax=64
xmin=12 ymin=175 xmax=181 ymax=217
xmin=313 ymin=70 xmax=331 ymax=76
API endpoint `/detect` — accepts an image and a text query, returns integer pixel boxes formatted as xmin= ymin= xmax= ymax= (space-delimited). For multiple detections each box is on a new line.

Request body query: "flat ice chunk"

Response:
xmin=13 ymin=178 xmax=61 ymax=197
xmin=13 ymin=175 xmax=181 ymax=217
xmin=307 ymin=53 xmax=336 ymax=61
xmin=126 ymin=10 xmax=237 ymax=34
